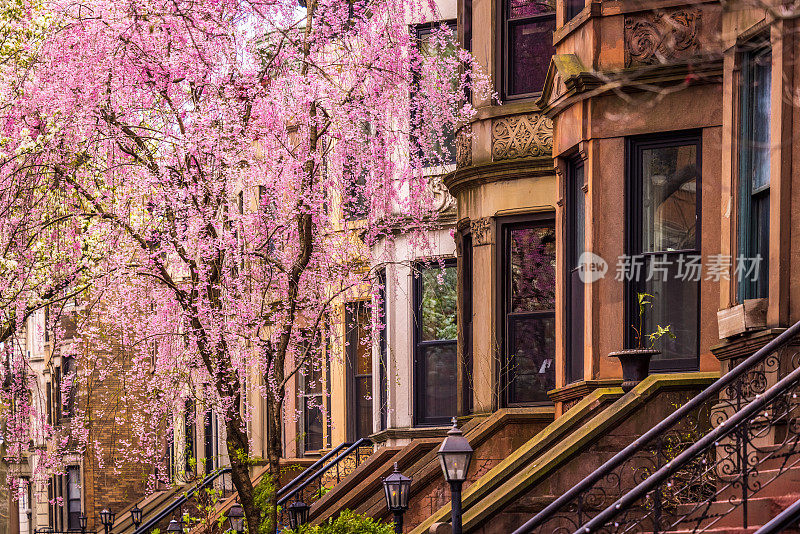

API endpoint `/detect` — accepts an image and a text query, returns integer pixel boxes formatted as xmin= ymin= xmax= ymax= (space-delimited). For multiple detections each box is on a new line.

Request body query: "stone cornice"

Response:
xmin=443 ymin=157 xmax=555 ymax=197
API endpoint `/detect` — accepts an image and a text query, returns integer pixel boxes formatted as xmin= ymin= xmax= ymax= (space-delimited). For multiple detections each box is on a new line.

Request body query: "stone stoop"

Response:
xmin=411 ymin=373 xmax=720 ymax=534
xmin=112 ymin=486 xmax=189 ymax=534
xmin=365 ymin=408 xmax=555 ymax=530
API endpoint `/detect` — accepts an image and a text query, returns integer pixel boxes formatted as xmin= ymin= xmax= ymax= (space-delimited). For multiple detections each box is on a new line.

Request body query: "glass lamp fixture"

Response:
xmin=130 ymin=505 xmax=143 ymax=529
xmin=227 ymin=504 xmax=245 ymax=534
xmin=287 ymin=501 xmax=310 ymax=529
xmin=437 ymin=418 xmax=473 ymax=483
xmin=383 ymin=463 xmax=412 ymax=533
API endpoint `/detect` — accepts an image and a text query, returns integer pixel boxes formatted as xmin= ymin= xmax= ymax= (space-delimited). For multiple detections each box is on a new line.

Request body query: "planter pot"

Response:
xmin=609 ymin=349 xmax=660 ymax=392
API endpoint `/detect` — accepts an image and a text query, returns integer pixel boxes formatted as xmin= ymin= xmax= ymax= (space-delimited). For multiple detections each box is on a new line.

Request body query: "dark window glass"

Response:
xmin=414 ymin=261 xmax=458 ymax=425
xmin=412 ymin=22 xmax=458 ymax=166
xmin=299 ymin=347 xmax=324 ymax=452
xmin=503 ymin=222 xmax=556 ymax=404
xmin=629 ymin=134 xmax=701 ymax=370
xmin=62 ymin=357 xmax=75 ymax=418
xmin=567 ymin=160 xmax=585 ymax=383
xmin=376 ymin=269 xmax=388 ymax=431
xmin=184 ymin=400 xmax=195 ymax=473
xmin=203 ymin=409 xmax=216 ymax=474
xmin=54 ymin=366 xmax=61 ymax=423
xmin=502 ymin=0 xmax=555 ymax=99
xmin=66 ymin=467 xmax=81 ymax=531
xmin=738 ymin=46 xmax=771 ymax=301
xmin=343 ymin=122 xmax=372 ymax=221
xmin=460 ymin=232 xmax=474 ymax=413
xmin=564 ymin=0 xmax=583 ymax=22
xmin=346 ymin=302 xmax=372 ymax=440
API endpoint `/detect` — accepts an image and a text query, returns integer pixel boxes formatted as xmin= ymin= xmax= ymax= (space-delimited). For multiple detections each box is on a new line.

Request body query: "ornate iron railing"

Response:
xmin=277 ymin=438 xmax=373 ymax=526
xmin=513 ymin=319 xmax=800 ymax=534
xmin=135 ymin=467 xmax=232 ymax=534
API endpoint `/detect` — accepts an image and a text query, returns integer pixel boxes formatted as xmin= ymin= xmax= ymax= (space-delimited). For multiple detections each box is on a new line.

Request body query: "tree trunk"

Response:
xmin=225 ymin=418 xmax=260 ymax=534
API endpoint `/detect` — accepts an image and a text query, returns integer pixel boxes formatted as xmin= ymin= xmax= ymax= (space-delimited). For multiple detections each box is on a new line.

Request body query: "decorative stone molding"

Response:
xmin=471 ymin=217 xmax=493 ymax=246
xmin=456 ymin=124 xmax=472 ymax=169
xmin=427 ymin=175 xmax=455 ymax=213
xmin=624 ymin=9 xmax=702 ymax=67
xmin=491 ymin=113 xmax=553 ymax=161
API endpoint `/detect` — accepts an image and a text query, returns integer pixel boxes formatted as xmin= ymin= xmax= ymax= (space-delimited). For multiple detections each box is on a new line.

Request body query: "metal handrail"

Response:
xmin=277 ymin=437 xmax=372 ymax=506
xmin=134 ymin=467 xmax=232 ymax=534
xmin=276 ymin=442 xmax=353 ymax=500
xmin=755 ymin=496 xmax=800 ymax=534
xmin=513 ymin=319 xmax=800 ymax=534
xmin=578 ymin=353 xmax=800 ymax=532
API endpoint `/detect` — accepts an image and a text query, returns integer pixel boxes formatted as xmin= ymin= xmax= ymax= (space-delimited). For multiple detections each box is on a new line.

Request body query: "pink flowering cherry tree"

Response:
xmin=2 ymin=0 xmax=489 ymax=531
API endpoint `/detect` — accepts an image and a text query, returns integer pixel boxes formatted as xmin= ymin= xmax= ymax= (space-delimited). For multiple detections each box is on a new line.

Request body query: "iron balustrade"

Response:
xmin=134 ymin=467 xmax=232 ymax=534
xmin=754 ymin=496 xmax=800 ymax=534
xmin=513 ymin=319 xmax=800 ymax=534
xmin=276 ymin=442 xmax=352 ymax=501
xmin=277 ymin=438 xmax=373 ymax=527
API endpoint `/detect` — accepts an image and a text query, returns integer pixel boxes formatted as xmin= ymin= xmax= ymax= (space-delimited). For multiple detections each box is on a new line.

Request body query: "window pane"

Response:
xmin=420 ymin=266 xmax=457 ymax=341
xmin=750 ymin=50 xmax=771 ymax=191
xmin=571 ymin=163 xmax=585 ymax=267
xmin=641 ymin=144 xmax=698 ymax=252
xmin=303 ymin=396 xmax=324 ymax=451
xmin=510 ymin=226 xmax=556 ymax=312
xmin=418 ymin=343 xmax=457 ymax=422
xmin=508 ymin=18 xmax=555 ymax=96
xmin=643 ymin=257 xmax=698 ymax=364
xmin=508 ymin=315 xmax=555 ymax=403
xmin=355 ymin=377 xmax=372 ymax=439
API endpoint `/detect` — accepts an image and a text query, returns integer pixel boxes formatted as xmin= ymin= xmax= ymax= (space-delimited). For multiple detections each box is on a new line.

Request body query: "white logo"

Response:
xmin=577 ymin=251 xmax=608 ymax=283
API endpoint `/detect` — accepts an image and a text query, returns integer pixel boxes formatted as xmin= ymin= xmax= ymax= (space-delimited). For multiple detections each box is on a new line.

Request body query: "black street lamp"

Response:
xmin=166 ymin=519 xmax=182 ymax=534
xmin=130 ymin=505 xmax=143 ymax=531
xmin=383 ymin=462 xmax=412 ymax=533
xmin=99 ymin=509 xmax=116 ymax=534
xmin=227 ymin=504 xmax=245 ymax=534
xmin=79 ymin=514 xmax=87 ymax=534
xmin=287 ymin=501 xmax=310 ymax=530
xmin=437 ymin=418 xmax=473 ymax=534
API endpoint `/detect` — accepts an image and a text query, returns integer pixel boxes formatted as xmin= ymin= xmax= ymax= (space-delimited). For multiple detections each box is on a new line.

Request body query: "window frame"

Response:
xmin=459 ymin=229 xmax=474 ymax=414
xmin=376 ymin=269 xmax=388 ymax=431
xmin=410 ymin=20 xmax=458 ymax=167
xmin=66 ymin=466 xmax=81 ymax=531
xmin=737 ymin=42 xmax=771 ymax=302
xmin=498 ymin=0 xmax=557 ymax=101
xmin=345 ymin=301 xmax=373 ymax=440
xmin=497 ymin=214 xmax=557 ymax=407
xmin=566 ymin=157 xmax=585 ymax=384
xmin=625 ymin=131 xmax=702 ymax=372
xmin=412 ymin=258 xmax=458 ymax=427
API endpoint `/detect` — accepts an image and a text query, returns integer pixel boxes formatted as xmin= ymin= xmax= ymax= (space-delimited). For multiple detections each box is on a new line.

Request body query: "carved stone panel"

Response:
xmin=471 ymin=217 xmax=493 ymax=246
xmin=624 ymin=9 xmax=702 ymax=67
xmin=427 ymin=175 xmax=455 ymax=213
xmin=456 ymin=124 xmax=472 ymax=169
xmin=491 ymin=113 xmax=553 ymax=161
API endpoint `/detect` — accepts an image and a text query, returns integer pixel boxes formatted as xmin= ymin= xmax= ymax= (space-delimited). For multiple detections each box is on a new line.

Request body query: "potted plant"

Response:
xmin=610 ymin=292 xmax=675 ymax=392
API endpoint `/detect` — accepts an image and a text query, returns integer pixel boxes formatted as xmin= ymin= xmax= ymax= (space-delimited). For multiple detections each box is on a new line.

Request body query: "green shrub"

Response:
xmin=285 ymin=510 xmax=394 ymax=534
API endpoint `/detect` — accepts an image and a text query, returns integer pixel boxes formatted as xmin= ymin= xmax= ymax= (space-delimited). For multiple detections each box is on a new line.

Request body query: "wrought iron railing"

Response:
xmin=277 ymin=438 xmax=373 ymax=526
xmin=513 ymin=319 xmax=800 ymax=534
xmin=135 ymin=467 xmax=232 ymax=534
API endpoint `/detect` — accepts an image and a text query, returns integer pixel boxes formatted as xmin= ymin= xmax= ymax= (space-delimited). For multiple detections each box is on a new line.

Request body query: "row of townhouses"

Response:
xmin=6 ymin=0 xmax=800 ymax=532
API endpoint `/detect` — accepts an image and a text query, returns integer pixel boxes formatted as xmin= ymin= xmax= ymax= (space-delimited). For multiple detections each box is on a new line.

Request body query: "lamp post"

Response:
xmin=130 ymin=505 xmax=143 ymax=531
xmin=79 ymin=514 xmax=87 ymax=534
xmin=287 ymin=501 xmax=310 ymax=530
xmin=99 ymin=509 xmax=116 ymax=534
xmin=382 ymin=462 xmax=412 ymax=533
xmin=227 ymin=504 xmax=245 ymax=534
xmin=437 ymin=418 xmax=473 ymax=534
